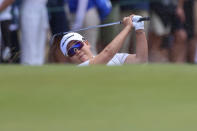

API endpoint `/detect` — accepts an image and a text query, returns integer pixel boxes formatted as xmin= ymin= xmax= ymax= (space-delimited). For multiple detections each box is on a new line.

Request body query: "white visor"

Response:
xmin=60 ymin=32 xmax=84 ymax=56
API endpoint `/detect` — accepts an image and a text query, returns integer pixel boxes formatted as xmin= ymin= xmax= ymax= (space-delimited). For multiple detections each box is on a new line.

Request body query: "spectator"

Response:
xmin=194 ymin=0 xmax=197 ymax=63
xmin=0 ymin=0 xmax=20 ymax=63
xmin=148 ymin=0 xmax=187 ymax=63
xmin=47 ymin=0 xmax=70 ymax=63
xmin=184 ymin=0 xmax=197 ymax=63
xmin=47 ymin=0 xmax=69 ymax=35
xmin=20 ymin=0 xmax=49 ymax=65
xmin=67 ymin=0 xmax=111 ymax=55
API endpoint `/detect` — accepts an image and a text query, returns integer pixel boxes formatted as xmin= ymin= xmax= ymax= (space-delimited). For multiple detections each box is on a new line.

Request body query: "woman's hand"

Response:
xmin=132 ymin=15 xmax=144 ymax=31
xmin=122 ymin=15 xmax=134 ymax=29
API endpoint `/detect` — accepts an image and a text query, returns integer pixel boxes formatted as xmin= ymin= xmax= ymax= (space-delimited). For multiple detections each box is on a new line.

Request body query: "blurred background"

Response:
xmin=0 ymin=0 xmax=197 ymax=65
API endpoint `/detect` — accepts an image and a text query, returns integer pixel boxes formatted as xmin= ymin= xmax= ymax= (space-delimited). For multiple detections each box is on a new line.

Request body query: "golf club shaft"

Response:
xmin=71 ymin=21 xmax=121 ymax=32
xmin=63 ymin=17 xmax=150 ymax=34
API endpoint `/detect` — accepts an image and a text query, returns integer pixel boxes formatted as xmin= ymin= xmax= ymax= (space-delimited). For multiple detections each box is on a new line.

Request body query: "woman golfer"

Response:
xmin=51 ymin=15 xmax=148 ymax=65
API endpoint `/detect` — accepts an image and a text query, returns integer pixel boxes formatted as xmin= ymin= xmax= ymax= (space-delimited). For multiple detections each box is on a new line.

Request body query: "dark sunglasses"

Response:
xmin=67 ymin=41 xmax=84 ymax=57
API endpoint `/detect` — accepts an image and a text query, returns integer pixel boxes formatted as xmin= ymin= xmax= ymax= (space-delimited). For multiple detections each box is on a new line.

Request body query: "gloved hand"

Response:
xmin=132 ymin=15 xmax=144 ymax=31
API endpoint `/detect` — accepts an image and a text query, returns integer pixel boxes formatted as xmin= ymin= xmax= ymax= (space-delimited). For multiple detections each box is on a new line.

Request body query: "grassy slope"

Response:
xmin=0 ymin=64 xmax=197 ymax=131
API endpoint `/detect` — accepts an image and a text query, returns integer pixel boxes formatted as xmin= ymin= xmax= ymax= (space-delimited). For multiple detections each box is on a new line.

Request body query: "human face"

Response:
xmin=67 ymin=40 xmax=92 ymax=64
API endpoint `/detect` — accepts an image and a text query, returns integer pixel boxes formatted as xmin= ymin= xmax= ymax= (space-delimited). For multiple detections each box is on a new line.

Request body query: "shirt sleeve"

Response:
xmin=78 ymin=53 xmax=129 ymax=66
xmin=115 ymin=53 xmax=129 ymax=64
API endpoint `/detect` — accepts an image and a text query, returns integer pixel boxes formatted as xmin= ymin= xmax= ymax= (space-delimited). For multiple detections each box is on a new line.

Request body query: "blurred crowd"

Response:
xmin=0 ymin=0 xmax=197 ymax=65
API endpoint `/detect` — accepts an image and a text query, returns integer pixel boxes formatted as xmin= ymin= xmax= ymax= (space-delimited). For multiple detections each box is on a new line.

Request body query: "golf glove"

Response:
xmin=132 ymin=15 xmax=144 ymax=31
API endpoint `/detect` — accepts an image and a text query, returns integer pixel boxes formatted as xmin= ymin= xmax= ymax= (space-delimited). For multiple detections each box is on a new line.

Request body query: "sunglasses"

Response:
xmin=67 ymin=41 xmax=84 ymax=57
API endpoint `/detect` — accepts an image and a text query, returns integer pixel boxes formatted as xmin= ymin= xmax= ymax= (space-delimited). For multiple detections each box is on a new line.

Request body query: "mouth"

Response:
xmin=79 ymin=53 xmax=87 ymax=61
xmin=79 ymin=55 xmax=86 ymax=60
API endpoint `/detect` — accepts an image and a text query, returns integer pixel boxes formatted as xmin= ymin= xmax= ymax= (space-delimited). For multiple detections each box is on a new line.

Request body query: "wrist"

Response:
xmin=136 ymin=30 xmax=145 ymax=34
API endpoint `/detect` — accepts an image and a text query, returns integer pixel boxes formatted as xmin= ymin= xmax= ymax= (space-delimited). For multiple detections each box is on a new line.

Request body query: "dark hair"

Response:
xmin=48 ymin=33 xmax=70 ymax=63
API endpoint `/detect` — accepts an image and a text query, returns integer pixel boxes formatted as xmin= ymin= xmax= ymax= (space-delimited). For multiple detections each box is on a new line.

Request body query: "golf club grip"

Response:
xmin=120 ymin=17 xmax=150 ymax=24
xmin=137 ymin=17 xmax=150 ymax=22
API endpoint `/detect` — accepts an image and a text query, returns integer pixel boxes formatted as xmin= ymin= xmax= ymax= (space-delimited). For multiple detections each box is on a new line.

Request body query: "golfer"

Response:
xmin=58 ymin=15 xmax=148 ymax=66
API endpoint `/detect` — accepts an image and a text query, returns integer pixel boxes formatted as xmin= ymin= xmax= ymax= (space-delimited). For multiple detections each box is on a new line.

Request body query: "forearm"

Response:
xmin=92 ymin=25 xmax=132 ymax=64
xmin=0 ymin=0 xmax=14 ymax=12
xmin=104 ymin=25 xmax=131 ymax=56
xmin=135 ymin=30 xmax=148 ymax=62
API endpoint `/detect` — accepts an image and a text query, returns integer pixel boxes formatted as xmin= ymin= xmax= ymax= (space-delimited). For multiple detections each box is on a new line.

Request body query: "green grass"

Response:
xmin=0 ymin=64 xmax=197 ymax=131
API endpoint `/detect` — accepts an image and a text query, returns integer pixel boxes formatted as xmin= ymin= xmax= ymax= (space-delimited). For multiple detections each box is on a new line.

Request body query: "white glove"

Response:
xmin=132 ymin=15 xmax=144 ymax=31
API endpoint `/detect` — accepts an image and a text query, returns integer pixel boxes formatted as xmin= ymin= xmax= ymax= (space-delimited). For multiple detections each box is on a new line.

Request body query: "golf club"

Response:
xmin=54 ymin=17 xmax=150 ymax=36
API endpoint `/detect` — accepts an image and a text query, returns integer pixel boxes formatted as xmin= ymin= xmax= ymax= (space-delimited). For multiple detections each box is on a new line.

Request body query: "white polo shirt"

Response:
xmin=0 ymin=0 xmax=12 ymax=21
xmin=78 ymin=53 xmax=129 ymax=66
